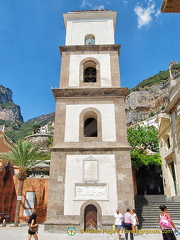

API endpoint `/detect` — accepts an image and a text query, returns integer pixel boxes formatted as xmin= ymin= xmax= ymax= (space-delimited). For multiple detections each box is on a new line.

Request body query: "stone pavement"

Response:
xmin=0 ymin=224 xmax=180 ymax=240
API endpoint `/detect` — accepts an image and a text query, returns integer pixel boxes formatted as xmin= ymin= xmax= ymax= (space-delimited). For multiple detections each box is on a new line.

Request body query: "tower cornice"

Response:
xmin=52 ymin=87 xmax=128 ymax=98
xmin=63 ymin=10 xmax=117 ymax=30
xmin=50 ymin=146 xmax=131 ymax=151
xmin=59 ymin=44 xmax=121 ymax=56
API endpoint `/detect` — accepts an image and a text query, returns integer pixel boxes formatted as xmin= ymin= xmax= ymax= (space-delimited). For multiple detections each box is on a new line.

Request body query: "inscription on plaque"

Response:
xmin=75 ymin=185 xmax=107 ymax=200
xmin=84 ymin=157 xmax=98 ymax=182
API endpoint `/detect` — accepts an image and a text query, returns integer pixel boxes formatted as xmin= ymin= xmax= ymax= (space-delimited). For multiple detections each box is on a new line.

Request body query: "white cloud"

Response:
xmin=134 ymin=2 xmax=155 ymax=29
xmin=154 ymin=10 xmax=161 ymax=18
xmin=81 ymin=0 xmax=109 ymax=9
xmin=81 ymin=0 xmax=92 ymax=8
xmin=106 ymin=0 xmax=111 ymax=5
xmin=147 ymin=0 xmax=154 ymax=4
xmin=93 ymin=5 xmax=105 ymax=10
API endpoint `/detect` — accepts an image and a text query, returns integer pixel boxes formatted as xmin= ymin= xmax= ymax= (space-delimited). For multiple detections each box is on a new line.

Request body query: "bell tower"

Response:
xmin=45 ymin=10 xmax=134 ymax=232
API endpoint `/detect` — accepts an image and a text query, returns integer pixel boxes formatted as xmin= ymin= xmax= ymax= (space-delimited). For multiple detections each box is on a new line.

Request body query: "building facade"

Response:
xmin=0 ymin=130 xmax=16 ymax=222
xmin=158 ymin=69 xmax=180 ymax=200
xmin=45 ymin=10 xmax=134 ymax=232
xmin=0 ymin=130 xmax=49 ymax=223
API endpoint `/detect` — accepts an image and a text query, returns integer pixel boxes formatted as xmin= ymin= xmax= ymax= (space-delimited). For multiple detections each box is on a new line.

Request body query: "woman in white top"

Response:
xmin=131 ymin=209 xmax=139 ymax=235
xmin=114 ymin=209 xmax=123 ymax=240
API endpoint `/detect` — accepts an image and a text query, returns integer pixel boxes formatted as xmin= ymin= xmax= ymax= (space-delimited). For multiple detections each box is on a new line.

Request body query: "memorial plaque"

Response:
xmin=75 ymin=184 xmax=107 ymax=200
xmin=83 ymin=156 xmax=98 ymax=182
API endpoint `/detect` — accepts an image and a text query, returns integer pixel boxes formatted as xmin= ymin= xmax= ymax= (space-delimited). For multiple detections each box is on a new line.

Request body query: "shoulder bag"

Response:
xmin=159 ymin=214 xmax=172 ymax=229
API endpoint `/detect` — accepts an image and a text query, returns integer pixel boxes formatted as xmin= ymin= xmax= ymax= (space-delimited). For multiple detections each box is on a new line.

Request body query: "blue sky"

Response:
xmin=0 ymin=0 xmax=180 ymax=121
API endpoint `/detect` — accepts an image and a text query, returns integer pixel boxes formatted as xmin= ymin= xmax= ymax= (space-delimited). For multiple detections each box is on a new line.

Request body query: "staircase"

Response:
xmin=135 ymin=195 xmax=180 ymax=229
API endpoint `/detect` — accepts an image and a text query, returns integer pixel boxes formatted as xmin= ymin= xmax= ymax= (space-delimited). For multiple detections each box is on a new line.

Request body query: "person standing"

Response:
xmin=28 ymin=213 xmax=38 ymax=240
xmin=159 ymin=205 xmax=177 ymax=240
xmin=114 ymin=209 xmax=123 ymax=240
xmin=124 ymin=208 xmax=134 ymax=240
xmin=131 ymin=209 xmax=139 ymax=235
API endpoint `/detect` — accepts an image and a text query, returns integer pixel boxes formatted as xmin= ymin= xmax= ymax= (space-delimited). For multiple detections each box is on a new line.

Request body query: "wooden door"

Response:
xmin=84 ymin=204 xmax=97 ymax=230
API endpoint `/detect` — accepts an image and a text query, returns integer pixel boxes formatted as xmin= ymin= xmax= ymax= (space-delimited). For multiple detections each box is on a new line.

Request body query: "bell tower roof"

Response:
xmin=63 ymin=10 xmax=117 ymax=29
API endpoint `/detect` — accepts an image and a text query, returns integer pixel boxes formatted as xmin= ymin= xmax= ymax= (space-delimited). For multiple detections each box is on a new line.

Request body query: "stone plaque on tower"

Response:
xmin=83 ymin=156 xmax=98 ymax=182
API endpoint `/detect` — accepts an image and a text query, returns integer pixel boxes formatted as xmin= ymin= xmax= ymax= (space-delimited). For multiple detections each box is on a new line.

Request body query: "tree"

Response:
xmin=0 ymin=140 xmax=47 ymax=226
xmin=32 ymin=124 xmax=41 ymax=134
xmin=127 ymin=125 xmax=161 ymax=169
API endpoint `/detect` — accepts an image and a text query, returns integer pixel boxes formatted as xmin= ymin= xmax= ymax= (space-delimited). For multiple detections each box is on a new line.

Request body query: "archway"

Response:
xmin=84 ymin=204 xmax=97 ymax=230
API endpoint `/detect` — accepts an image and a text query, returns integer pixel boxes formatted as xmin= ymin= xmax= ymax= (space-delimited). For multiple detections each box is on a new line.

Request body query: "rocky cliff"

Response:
xmin=0 ymin=85 xmax=23 ymax=123
xmin=125 ymin=82 xmax=170 ymax=126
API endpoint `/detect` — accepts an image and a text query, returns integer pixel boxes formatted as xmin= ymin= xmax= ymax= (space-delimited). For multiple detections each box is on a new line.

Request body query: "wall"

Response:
xmin=64 ymin=154 xmax=117 ymax=215
xmin=64 ymin=104 xmax=116 ymax=142
xmin=66 ymin=19 xmax=114 ymax=45
xmin=0 ymin=167 xmax=16 ymax=222
xmin=69 ymin=54 xmax=111 ymax=87
xmin=18 ymin=178 xmax=49 ymax=223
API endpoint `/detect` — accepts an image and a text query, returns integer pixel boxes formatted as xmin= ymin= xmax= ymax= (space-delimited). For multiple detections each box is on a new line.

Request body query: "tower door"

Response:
xmin=84 ymin=204 xmax=97 ymax=230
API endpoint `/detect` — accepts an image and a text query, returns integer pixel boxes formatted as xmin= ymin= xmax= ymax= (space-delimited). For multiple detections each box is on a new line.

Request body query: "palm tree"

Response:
xmin=0 ymin=140 xmax=47 ymax=226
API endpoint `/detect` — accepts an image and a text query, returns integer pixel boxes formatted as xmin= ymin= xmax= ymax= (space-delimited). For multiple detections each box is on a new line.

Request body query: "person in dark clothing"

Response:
xmin=28 ymin=213 xmax=38 ymax=240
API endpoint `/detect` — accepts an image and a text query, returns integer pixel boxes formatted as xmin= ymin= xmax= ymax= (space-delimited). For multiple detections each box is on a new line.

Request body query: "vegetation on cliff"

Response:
xmin=4 ymin=113 xmax=54 ymax=142
xmin=0 ymin=101 xmax=17 ymax=109
xmin=129 ymin=63 xmax=180 ymax=93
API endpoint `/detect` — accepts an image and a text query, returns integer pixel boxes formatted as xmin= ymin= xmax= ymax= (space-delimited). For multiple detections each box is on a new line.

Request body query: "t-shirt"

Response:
xmin=114 ymin=213 xmax=123 ymax=225
xmin=124 ymin=212 xmax=133 ymax=224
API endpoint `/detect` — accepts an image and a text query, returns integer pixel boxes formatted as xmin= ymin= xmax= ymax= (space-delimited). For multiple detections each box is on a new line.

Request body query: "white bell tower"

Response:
xmin=45 ymin=10 xmax=134 ymax=233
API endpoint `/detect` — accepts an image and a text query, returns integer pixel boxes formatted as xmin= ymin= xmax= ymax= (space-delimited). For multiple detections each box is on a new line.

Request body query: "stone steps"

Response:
xmin=135 ymin=195 xmax=180 ymax=229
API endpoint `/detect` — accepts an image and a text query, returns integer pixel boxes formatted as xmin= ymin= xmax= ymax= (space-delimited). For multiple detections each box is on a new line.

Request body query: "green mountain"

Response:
xmin=129 ymin=63 xmax=180 ymax=92
xmin=5 ymin=112 xmax=55 ymax=142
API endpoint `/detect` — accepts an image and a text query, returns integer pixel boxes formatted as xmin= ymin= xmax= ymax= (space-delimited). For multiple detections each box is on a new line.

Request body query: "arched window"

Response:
xmin=84 ymin=61 xmax=96 ymax=83
xmin=84 ymin=118 xmax=97 ymax=137
xmin=85 ymin=34 xmax=95 ymax=45
xmin=84 ymin=112 xmax=98 ymax=137
xmin=80 ymin=58 xmax=100 ymax=87
xmin=163 ymin=135 xmax=171 ymax=151
xmin=167 ymin=137 xmax=171 ymax=149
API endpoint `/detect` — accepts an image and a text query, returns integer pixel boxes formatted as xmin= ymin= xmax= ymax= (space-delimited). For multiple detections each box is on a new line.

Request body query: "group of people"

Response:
xmin=27 ymin=205 xmax=178 ymax=240
xmin=114 ymin=205 xmax=178 ymax=240
xmin=114 ymin=208 xmax=139 ymax=240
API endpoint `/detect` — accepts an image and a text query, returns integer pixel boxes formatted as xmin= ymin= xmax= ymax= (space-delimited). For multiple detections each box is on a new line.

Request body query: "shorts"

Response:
xmin=28 ymin=230 xmax=36 ymax=235
xmin=116 ymin=225 xmax=122 ymax=230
